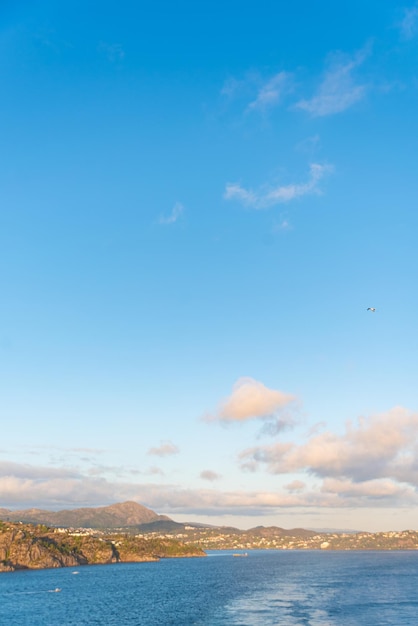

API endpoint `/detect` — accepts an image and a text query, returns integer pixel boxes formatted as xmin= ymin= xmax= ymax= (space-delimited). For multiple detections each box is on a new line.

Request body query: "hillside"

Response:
xmin=0 ymin=501 xmax=170 ymax=529
xmin=0 ymin=502 xmax=316 ymax=537
xmin=248 ymin=525 xmax=317 ymax=539
xmin=0 ymin=521 xmax=205 ymax=572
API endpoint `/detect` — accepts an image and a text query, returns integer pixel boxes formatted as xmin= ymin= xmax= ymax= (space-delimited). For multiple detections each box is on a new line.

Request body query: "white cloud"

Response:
xmin=296 ymin=49 xmax=369 ymax=117
xmin=399 ymin=5 xmax=418 ymax=39
xmin=320 ymin=477 xmax=411 ymax=500
xmin=158 ymin=202 xmax=185 ymax=225
xmin=1 ymin=454 xmax=418 ymax=518
xmin=0 ymin=466 xmax=114 ymax=509
xmin=224 ymin=163 xmax=332 ymax=209
xmin=239 ymin=407 xmax=418 ymax=488
xmin=147 ymin=441 xmax=180 ymax=457
xmin=0 ymin=462 xmax=306 ymax=514
xmin=205 ymin=377 xmax=296 ymax=426
xmin=247 ymin=71 xmax=292 ymax=112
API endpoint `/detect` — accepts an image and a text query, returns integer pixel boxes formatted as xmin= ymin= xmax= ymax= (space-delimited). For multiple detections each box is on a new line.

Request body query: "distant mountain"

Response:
xmin=0 ymin=503 xmax=335 ymax=537
xmin=307 ymin=527 xmax=360 ymax=534
xmin=134 ymin=519 xmax=186 ymax=533
xmin=248 ymin=525 xmax=318 ymax=539
xmin=0 ymin=501 xmax=171 ymax=529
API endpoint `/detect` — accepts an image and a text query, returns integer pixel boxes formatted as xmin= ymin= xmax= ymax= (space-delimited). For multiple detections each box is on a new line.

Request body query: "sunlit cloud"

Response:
xmin=239 ymin=407 xmax=418 ymax=487
xmin=224 ymin=163 xmax=332 ymax=209
xmin=1 ymin=453 xmax=418 ymax=515
xmin=158 ymin=202 xmax=185 ymax=225
xmin=205 ymin=377 xmax=296 ymax=428
xmin=296 ymin=48 xmax=369 ymax=116
xmin=320 ymin=477 xmax=411 ymax=499
xmin=147 ymin=441 xmax=180 ymax=457
xmin=399 ymin=4 xmax=418 ymax=39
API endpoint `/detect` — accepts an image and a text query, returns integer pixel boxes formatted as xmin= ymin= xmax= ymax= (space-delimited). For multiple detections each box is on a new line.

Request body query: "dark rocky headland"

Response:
xmin=0 ymin=520 xmax=205 ymax=572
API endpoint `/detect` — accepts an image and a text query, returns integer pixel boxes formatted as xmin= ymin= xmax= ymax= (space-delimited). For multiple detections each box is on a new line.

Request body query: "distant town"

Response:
xmin=152 ymin=526 xmax=418 ymax=551
xmin=50 ymin=525 xmax=418 ymax=552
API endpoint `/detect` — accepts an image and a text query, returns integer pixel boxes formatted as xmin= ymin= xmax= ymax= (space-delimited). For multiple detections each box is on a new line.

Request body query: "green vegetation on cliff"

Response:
xmin=0 ymin=521 xmax=206 ymax=572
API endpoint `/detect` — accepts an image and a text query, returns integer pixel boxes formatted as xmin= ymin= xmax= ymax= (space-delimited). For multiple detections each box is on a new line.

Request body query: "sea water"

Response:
xmin=1 ymin=550 xmax=417 ymax=625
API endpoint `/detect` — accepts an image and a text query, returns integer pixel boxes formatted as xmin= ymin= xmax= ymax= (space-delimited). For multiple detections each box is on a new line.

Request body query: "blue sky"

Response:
xmin=1 ymin=1 xmax=418 ymax=531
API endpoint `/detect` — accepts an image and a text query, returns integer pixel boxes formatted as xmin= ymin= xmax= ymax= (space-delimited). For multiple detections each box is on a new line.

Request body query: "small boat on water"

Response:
xmin=232 ymin=553 xmax=248 ymax=557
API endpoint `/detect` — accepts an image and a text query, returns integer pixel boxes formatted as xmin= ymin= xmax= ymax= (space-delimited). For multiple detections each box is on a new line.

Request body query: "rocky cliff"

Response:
xmin=0 ymin=521 xmax=205 ymax=572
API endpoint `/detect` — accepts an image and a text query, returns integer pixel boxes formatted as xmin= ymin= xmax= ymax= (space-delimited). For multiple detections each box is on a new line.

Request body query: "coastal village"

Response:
xmin=135 ymin=526 xmax=418 ymax=551
xmin=48 ymin=523 xmax=418 ymax=552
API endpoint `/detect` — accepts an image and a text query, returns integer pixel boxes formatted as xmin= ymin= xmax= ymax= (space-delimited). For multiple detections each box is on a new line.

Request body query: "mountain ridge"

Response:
xmin=0 ymin=502 xmax=317 ymax=536
xmin=0 ymin=501 xmax=170 ymax=529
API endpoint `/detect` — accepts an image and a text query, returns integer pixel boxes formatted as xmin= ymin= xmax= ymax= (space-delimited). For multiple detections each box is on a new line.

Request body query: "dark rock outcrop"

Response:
xmin=0 ymin=522 xmax=205 ymax=572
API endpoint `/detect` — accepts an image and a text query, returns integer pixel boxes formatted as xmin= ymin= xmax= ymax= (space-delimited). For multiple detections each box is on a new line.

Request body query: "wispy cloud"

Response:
xmin=205 ymin=377 xmax=296 ymax=430
xmin=247 ymin=71 xmax=292 ymax=112
xmin=158 ymin=202 xmax=185 ymax=225
xmin=0 ymin=461 xmax=79 ymax=480
xmin=295 ymin=134 xmax=321 ymax=155
xmin=98 ymin=42 xmax=125 ymax=63
xmin=296 ymin=48 xmax=369 ymax=116
xmin=399 ymin=4 xmax=418 ymax=39
xmin=147 ymin=441 xmax=180 ymax=457
xmin=272 ymin=215 xmax=292 ymax=232
xmin=224 ymin=163 xmax=332 ymax=209
xmin=220 ymin=76 xmax=245 ymax=99
xmin=145 ymin=466 xmax=165 ymax=476
xmin=220 ymin=69 xmax=292 ymax=117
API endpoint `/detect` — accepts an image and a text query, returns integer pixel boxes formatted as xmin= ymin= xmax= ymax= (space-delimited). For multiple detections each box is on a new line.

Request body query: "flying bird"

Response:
xmin=367 ymin=307 xmax=376 ymax=312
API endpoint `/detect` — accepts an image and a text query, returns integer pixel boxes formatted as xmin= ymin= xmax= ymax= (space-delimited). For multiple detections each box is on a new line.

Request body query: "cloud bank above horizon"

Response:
xmin=1 ymin=406 xmax=418 ymax=525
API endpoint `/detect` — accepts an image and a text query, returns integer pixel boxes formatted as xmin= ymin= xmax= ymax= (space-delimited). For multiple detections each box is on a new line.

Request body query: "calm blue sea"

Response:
xmin=1 ymin=550 xmax=417 ymax=625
